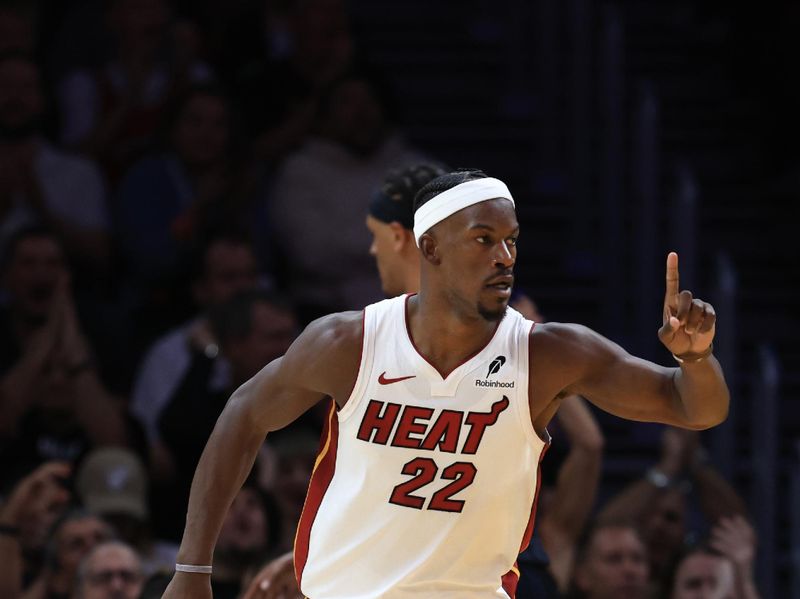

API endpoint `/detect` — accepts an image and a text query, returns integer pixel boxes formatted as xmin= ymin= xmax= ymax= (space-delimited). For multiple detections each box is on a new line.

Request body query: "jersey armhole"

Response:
xmin=337 ymin=307 xmax=375 ymax=422
xmin=518 ymin=320 xmax=551 ymax=446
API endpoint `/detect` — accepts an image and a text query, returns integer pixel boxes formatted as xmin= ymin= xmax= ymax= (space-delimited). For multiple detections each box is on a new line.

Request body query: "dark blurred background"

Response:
xmin=0 ymin=0 xmax=797 ymax=597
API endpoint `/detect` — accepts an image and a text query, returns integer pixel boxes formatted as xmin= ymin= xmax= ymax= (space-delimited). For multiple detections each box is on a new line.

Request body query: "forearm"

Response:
xmin=177 ymin=390 xmax=266 ymax=565
xmin=542 ymin=397 xmax=604 ymax=543
xmin=671 ymin=355 xmax=729 ymax=429
xmin=556 ymin=395 xmax=604 ymax=451
xmin=0 ymin=509 xmax=24 ymax=599
xmin=734 ymin=568 xmax=761 ymax=599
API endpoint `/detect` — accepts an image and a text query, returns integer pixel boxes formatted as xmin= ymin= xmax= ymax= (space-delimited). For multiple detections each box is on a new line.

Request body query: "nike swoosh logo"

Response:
xmin=378 ymin=372 xmax=416 ymax=385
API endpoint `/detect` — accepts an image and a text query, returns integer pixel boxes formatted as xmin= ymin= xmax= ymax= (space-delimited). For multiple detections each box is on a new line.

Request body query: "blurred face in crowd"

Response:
xmin=2 ymin=235 xmax=67 ymax=323
xmin=109 ymin=0 xmax=169 ymax=55
xmin=194 ymin=240 xmax=258 ymax=308
xmin=643 ymin=489 xmax=687 ymax=570
xmin=171 ymin=93 xmax=230 ymax=168
xmin=290 ymin=0 xmax=353 ymax=83
xmin=271 ymin=434 xmax=318 ymax=523
xmin=78 ymin=542 xmax=144 ymax=599
xmin=320 ymin=78 xmax=386 ymax=156
xmin=0 ymin=56 xmax=43 ymax=140
xmin=575 ymin=525 xmax=649 ymax=599
xmin=217 ymin=487 xmax=269 ymax=559
xmin=0 ymin=9 xmax=35 ymax=54
xmin=671 ymin=552 xmax=735 ymax=599
xmin=54 ymin=516 xmax=114 ymax=583
xmin=225 ymin=301 xmax=297 ymax=384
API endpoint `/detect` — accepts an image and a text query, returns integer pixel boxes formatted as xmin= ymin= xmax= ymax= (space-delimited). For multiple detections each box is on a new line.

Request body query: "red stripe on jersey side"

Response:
xmin=501 ymin=442 xmax=550 ymax=598
xmin=293 ymin=399 xmax=340 ymax=587
xmin=501 ymin=564 xmax=521 ymax=598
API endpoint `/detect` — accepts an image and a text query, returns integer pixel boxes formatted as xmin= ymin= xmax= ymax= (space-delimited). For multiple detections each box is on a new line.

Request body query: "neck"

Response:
xmin=407 ymin=292 xmax=498 ymax=378
xmin=402 ymin=263 xmax=420 ymax=295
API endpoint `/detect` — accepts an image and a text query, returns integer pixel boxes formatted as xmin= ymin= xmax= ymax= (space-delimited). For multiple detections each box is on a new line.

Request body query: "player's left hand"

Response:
xmin=658 ymin=252 xmax=716 ymax=358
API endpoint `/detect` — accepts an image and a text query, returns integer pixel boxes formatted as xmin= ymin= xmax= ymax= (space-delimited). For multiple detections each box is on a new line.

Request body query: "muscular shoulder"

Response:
xmin=300 ymin=310 xmax=364 ymax=356
xmin=283 ymin=310 xmax=364 ymax=403
xmin=531 ymin=322 xmax=609 ymax=357
xmin=529 ymin=322 xmax=621 ymax=394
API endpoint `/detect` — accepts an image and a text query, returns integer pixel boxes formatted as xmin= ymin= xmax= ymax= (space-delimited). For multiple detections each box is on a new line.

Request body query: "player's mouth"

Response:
xmin=485 ymin=275 xmax=514 ymax=297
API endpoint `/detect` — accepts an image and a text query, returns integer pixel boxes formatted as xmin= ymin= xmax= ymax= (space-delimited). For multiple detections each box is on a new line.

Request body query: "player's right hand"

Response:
xmin=161 ymin=572 xmax=212 ymax=599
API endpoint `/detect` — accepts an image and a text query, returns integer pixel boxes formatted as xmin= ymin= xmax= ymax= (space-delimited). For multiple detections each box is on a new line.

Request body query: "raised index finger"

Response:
xmin=665 ymin=252 xmax=679 ymax=304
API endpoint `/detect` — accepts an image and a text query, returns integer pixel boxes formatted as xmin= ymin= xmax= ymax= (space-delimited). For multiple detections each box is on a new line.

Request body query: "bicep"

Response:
xmin=549 ymin=325 xmax=686 ymax=427
xmin=237 ymin=357 xmax=327 ymax=433
xmin=234 ymin=312 xmax=362 ymax=433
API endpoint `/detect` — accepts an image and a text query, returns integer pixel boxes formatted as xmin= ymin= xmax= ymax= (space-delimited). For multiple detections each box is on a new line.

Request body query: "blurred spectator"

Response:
xmin=154 ymin=289 xmax=296 ymax=540
xmin=569 ymin=521 xmax=649 ymax=599
xmin=73 ymin=540 xmax=144 ymax=599
xmin=668 ymin=518 xmax=761 ymax=599
xmin=0 ymin=227 xmax=128 ymax=482
xmin=262 ymin=429 xmax=319 ymax=551
xmin=22 ymin=509 xmax=114 ymax=599
xmin=114 ymin=85 xmax=256 ymax=308
xmin=221 ymin=0 xmax=355 ymax=164
xmin=75 ymin=447 xmax=178 ymax=578
xmin=0 ymin=462 xmax=72 ymax=598
xmin=138 ymin=571 xmax=172 ymax=599
xmin=57 ymin=0 xmax=212 ymax=184
xmin=0 ymin=5 xmax=35 ymax=55
xmin=212 ymin=479 xmax=283 ymax=599
xmin=268 ymin=71 xmax=429 ymax=322
xmin=0 ymin=53 xmax=111 ymax=275
xmin=129 ymin=231 xmax=260 ymax=464
xmin=597 ymin=428 xmax=748 ymax=591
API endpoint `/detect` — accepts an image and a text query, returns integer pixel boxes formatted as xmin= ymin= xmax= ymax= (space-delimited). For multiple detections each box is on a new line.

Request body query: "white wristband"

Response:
xmin=175 ymin=563 xmax=213 ymax=574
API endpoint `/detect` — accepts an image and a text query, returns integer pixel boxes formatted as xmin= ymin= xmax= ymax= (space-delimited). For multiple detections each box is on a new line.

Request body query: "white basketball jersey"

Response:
xmin=294 ymin=295 xmax=549 ymax=599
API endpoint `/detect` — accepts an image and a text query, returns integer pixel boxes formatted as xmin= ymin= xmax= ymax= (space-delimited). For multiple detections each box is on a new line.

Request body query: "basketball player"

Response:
xmin=163 ymin=170 xmax=729 ymax=599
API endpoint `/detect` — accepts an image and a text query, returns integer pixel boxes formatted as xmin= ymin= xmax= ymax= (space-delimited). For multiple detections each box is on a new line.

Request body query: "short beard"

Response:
xmin=478 ymin=303 xmax=507 ymax=322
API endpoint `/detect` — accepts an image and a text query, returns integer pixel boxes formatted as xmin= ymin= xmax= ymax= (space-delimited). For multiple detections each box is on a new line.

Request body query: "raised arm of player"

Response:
xmin=531 ymin=252 xmax=729 ymax=432
xmin=162 ymin=311 xmax=362 ymax=599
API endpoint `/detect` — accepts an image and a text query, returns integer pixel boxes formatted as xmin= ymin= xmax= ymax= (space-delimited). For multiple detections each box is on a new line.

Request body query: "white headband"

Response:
xmin=413 ymin=177 xmax=515 ymax=245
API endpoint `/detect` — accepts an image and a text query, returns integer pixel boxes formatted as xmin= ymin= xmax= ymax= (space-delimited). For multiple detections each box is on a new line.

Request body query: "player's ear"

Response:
xmin=388 ymin=222 xmax=407 ymax=251
xmin=419 ymin=233 xmax=440 ymax=265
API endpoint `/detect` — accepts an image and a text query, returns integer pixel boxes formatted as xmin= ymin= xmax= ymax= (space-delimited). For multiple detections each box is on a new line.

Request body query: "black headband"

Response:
xmin=368 ymin=188 xmax=414 ymax=230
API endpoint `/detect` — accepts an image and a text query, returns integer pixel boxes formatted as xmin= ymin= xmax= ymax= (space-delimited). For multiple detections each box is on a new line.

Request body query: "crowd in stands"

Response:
xmin=0 ymin=1 xmax=763 ymax=598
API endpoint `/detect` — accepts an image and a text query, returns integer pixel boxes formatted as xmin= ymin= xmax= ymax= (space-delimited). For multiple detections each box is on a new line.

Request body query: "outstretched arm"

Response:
xmin=532 ymin=253 xmax=729 ymax=432
xmin=162 ymin=312 xmax=362 ymax=599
